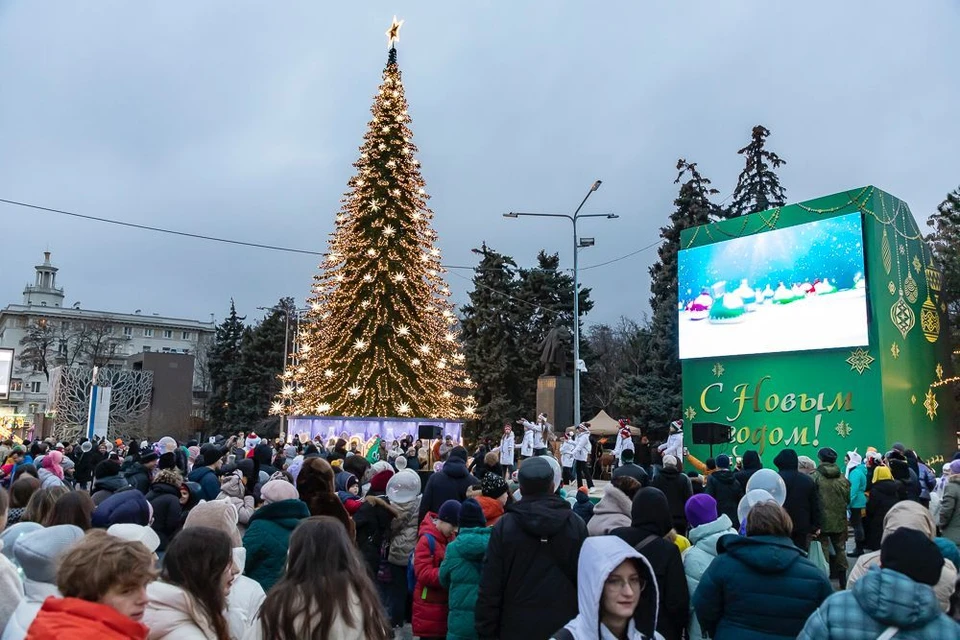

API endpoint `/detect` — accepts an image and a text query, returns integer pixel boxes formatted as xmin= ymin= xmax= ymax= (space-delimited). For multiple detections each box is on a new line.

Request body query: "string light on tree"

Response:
xmin=280 ymin=18 xmax=470 ymax=419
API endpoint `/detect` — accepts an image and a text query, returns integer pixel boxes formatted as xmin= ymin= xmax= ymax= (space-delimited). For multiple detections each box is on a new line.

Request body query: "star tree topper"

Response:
xmin=386 ymin=16 xmax=404 ymax=47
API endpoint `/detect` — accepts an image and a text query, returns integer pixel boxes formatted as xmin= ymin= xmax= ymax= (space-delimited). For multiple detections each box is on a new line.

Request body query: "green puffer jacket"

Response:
xmin=798 ymin=566 xmax=959 ymax=640
xmin=439 ymin=526 xmax=491 ymax=640
xmin=242 ymin=498 xmax=310 ymax=591
xmin=814 ymin=463 xmax=850 ymax=533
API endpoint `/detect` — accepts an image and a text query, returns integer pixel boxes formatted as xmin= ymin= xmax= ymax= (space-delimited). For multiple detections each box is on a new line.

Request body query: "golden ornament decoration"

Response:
xmin=890 ymin=296 xmax=915 ymax=339
xmin=903 ymin=272 xmax=918 ymax=304
xmin=920 ymin=294 xmax=940 ymax=343
xmin=881 ymin=228 xmax=892 ymax=275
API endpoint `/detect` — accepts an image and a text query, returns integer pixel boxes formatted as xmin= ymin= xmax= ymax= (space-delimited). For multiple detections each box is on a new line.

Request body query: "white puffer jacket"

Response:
xmin=142 ymin=581 xmax=217 ymax=640
xmin=682 ymin=514 xmax=736 ymax=639
xmin=1 ymin=580 xmax=58 ymax=640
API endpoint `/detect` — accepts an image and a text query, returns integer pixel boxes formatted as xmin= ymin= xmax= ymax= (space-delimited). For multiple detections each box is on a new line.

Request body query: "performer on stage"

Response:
xmin=498 ymin=423 xmax=516 ymax=478
xmin=517 ymin=413 xmax=551 ymax=458
xmin=612 ymin=419 xmax=635 ymax=468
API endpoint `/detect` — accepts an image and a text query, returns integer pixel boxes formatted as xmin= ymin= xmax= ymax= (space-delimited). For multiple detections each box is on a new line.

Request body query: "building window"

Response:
xmin=161 ymin=347 xmax=172 ymax=353
xmin=28 ymin=381 xmax=41 ymax=393
xmin=144 ymin=328 xmax=153 ymax=337
xmin=143 ymin=346 xmax=151 ymax=352
xmin=123 ymin=326 xmax=133 ymax=336
xmin=182 ymin=349 xmax=191 ymax=355
xmin=182 ymin=331 xmax=191 ymax=340
xmin=104 ymin=325 xmax=114 ymax=334
xmin=9 ymin=380 xmax=22 ymax=392
xmin=163 ymin=330 xmax=173 ymax=339
xmin=28 ymin=403 xmax=38 ymax=414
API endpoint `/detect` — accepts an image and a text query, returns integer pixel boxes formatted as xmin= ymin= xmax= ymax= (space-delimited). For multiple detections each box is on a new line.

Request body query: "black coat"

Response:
xmin=651 ymin=466 xmax=692 ymax=533
xmin=145 ymin=481 xmax=182 ymax=550
xmin=91 ymin=475 xmax=132 ymax=506
xmin=774 ymin=449 xmax=822 ymax=537
xmin=475 ymin=494 xmax=587 ymax=640
xmin=74 ymin=450 xmax=102 ymax=484
xmin=611 ymin=487 xmax=689 ymax=640
xmin=353 ymin=497 xmax=396 ymax=577
xmin=612 ymin=463 xmax=649 ymax=486
xmin=418 ymin=458 xmax=478 ymax=521
xmin=123 ymin=462 xmax=151 ymax=494
xmin=705 ymin=469 xmax=744 ymax=529
xmin=734 ymin=450 xmax=762 ymax=488
xmin=863 ymin=479 xmax=902 ymax=550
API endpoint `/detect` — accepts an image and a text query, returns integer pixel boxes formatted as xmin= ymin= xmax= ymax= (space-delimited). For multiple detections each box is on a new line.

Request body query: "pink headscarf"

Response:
xmin=42 ymin=450 xmax=64 ymax=480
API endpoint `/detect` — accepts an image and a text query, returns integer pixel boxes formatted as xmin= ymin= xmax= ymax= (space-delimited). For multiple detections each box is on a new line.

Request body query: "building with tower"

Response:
xmin=0 ymin=252 xmax=215 ymax=435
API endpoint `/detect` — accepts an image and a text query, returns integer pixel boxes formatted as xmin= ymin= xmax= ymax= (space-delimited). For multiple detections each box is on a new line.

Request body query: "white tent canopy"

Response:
xmin=585 ymin=410 xmax=641 ymax=436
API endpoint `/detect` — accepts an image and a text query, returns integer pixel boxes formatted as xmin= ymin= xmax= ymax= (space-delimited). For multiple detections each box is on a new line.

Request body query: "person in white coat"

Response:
xmin=518 ymin=414 xmax=550 ymax=458
xmin=612 ymin=425 xmax=635 ymax=468
xmin=551 ymin=535 xmax=663 ymax=639
xmin=657 ymin=421 xmax=684 ymax=466
xmin=143 ymin=527 xmax=238 ymax=640
xmin=574 ymin=423 xmax=594 ymax=490
xmin=183 ymin=500 xmax=265 ymax=640
xmin=680 ymin=494 xmax=736 ymax=639
xmin=499 ymin=424 xmax=517 ymax=478
xmin=1 ymin=525 xmax=84 ymax=640
xmin=560 ymin=430 xmax=576 ymax=486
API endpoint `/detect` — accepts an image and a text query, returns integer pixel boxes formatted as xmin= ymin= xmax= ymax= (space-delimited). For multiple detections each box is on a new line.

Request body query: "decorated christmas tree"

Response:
xmin=283 ymin=19 xmax=472 ymax=419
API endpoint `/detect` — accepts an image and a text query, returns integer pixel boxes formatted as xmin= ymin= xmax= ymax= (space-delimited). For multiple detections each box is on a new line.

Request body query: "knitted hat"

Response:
xmin=94 ymin=459 xmax=121 ymax=479
xmin=663 ymin=455 xmax=679 ymax=469
xmin=481 ymin=472 xmax=508 ymax=499
xmin=448 ymin=446 xmax=468 ymax=462
xmin=716 ymin=454 xmax=731 ymax=469
xmin=684 ymin=494 xmax=719 ymax=529
xmin=199 ymin=443 xmax=224 ymax=467
xmin=369 ymin=469 xmax=394 ymax=493
xmin=891 ymin=442 xmax=906 ymax=453
xmin=187 ymin=446 xmax=200 ymax=461
xmin=183 ymin=500 xmax=242 ymax=547
xmin=818 ymin=448 xmax=838 ymax=464
xmin=518 ymin=457 xmax=554 ymax=496
xmin=107 ymin=524 xmax=161 ymax=554
xmin=437 ymin=499 xmax=462 ymax=525
xmin=459 ymin=498 xmax=486 ymax=529
xmin=260 ymin=478 xmax=299 ymax=504
xmin=158 ymin=452 xmax=177 ymax=470
xmin=950 ymin=460 xmax=960 ymax=475
xmin=140 ymin=452 xmax=159 ymax=465
xmin=881 ymin=527 xmax=943 ymax=586
xmin=15 ymin=525 xmax=84 ymax=583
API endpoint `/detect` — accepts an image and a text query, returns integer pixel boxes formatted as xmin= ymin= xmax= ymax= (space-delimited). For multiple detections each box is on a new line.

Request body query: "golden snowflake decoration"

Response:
xmin=911 ymin=394 xmax=917 ymax=405
xmin=890 ymin=342 xmax=900 ymax=359
xmin=846 ymin=348 xmax=875 ymax=375
xmin=835 ymin=420 xmax=852 ymax=438
xmin=924 ymin=389 xmax=939 ymax=421
xmin=913 ymin=255 xmax=923 ymax=273
xmin=936 ymin=363 xmax=944 ymax=381
xmin=684 ymin=406 xmax=697 ymax=421
xmin=712 ymin=363 xmax=725 ymax=378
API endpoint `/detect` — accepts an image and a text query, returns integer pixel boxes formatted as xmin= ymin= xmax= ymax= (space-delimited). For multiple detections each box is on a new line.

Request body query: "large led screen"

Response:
xmin=678 ymin=212 xmax=868 ymax=359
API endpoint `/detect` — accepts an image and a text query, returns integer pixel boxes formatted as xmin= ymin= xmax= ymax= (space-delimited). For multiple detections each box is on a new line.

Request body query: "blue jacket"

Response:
xmin=91 ymin=489 xmax=151 ymax=527
xmin=187 ymin=465 xmax=220 ymax=501
xmin=693 ymin=534 xmax=833 ymax=640
xmin=799 ymin=566 xmax=959 ymax=640
xmin=439 ymin=526 xmax=491 ymax=640
xmin=242 ymin=499 xmax=310 ymax=591
xmin=572 ymin=491 xmax=594 ymax=524
xmin=848 ymin=463 xmax=867 ymax=509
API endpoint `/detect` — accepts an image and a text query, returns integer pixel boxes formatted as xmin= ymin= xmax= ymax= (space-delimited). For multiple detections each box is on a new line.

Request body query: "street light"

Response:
xmin=503 ymin=179 xmax=617 ymax=427
xmin=257 ymin=304 xmax=304 ymax=438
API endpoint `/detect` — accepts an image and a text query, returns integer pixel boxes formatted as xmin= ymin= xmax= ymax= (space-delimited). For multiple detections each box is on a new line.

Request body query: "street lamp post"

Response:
xmin=257 ymin=304 xmax=299 ymax=438
xmin=504 ymin=180 xmax=618 ymax=427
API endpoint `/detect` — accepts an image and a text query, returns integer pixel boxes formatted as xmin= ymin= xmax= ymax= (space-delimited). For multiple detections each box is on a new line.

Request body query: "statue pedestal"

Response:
xmin=537 ymin=376 xmax=573 ymax=431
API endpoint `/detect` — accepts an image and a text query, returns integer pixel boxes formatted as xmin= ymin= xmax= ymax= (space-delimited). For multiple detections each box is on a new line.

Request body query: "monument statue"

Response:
xmin=539 ymin=325 xmax=571 ymax=376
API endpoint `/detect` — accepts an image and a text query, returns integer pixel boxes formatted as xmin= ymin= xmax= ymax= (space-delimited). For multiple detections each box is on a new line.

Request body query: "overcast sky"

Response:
xmin=1 ymin=2 xmax=957 ymax=329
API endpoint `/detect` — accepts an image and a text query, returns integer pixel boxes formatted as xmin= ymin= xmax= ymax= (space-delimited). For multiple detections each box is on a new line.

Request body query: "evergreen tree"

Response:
xmin=516 ymin=252 xmax=594 ymax=419
xmin=729 ymin=125 xmax=787 ymax=217
xmin=640 ymin=159 xmax=721 ymax=428
xmin=234 ymin=298 xmax=295 ymax=432
xmin=459 ymin=245 xmax=526 ymax=440
xmin=290 ymin=40 xmax=469 ymax=418
xmin=206 ymin=300 xmax=247 ymax=434
xmin=928 ymin=186 xmax=960 ymax=357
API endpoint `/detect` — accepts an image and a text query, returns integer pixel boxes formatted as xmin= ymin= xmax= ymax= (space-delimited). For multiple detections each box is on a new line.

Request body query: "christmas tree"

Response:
xmin=285 ymin=19 xmax=472 ymax=419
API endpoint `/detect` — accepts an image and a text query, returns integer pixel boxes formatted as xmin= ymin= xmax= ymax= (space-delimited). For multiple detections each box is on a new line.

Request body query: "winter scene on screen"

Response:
xmin=678 ymin=212 xmax=869 ymax=359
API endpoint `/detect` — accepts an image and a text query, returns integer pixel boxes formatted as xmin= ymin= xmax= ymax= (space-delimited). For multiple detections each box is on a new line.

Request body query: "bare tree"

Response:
xmin=17 ymin=318 xmax=58 ymax=380
xmin=18 ymin=316 xmax=130 ymax=379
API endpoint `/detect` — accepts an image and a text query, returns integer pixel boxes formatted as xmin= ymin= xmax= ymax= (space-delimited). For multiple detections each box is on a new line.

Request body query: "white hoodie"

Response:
xmin=555 ymin=535 xmax=663 ymax=639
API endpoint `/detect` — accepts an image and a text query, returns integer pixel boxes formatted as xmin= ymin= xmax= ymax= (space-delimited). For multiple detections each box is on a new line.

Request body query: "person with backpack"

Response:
xmin=812 ymin=447 xmax=851 ymax=584
xmin=475 ymin=457 xmax=587 ymax=640
xmin=412 ymin=500 xmax=460 ymax=640
xmin=439 ymin=499 xmax=489 ymax=640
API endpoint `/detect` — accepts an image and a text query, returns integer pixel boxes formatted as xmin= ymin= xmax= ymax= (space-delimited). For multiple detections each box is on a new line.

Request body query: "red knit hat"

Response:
xmin=369 ymin=469 xmax=394 ymax=493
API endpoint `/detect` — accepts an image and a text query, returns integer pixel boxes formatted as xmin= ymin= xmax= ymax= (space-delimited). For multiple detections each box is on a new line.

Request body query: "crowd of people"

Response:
xmin=0 ymin=429 xmax=956 ymax=639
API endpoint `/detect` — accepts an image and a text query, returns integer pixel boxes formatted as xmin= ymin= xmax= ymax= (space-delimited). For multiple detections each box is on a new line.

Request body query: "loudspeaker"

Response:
xmin=418 ymin=424 xmax=443 ymax=440
xmin=692 ymin=422 xmax=733 ymax=445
